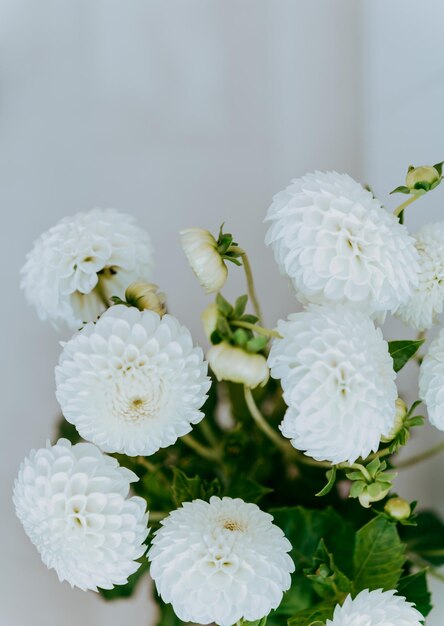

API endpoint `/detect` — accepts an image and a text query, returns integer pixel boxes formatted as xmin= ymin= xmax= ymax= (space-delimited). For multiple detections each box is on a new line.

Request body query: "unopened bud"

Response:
xmin=358 ymin=482 xmax=391 ymax=509
xmin=180 ymin=228 xmax=228 ymax=294
xmin=201 ymin=302 xmax=219 ymax=341
xmin=406 ymin=165 xmax=440 ymax=191
xmin=125 ymin=282 xmax=167 ymax=316
xmin=384 ymin=497 xmax=411 ymax=521
xmin=381 ymin=398 xmax=408 ymax=443
xmin=207 ymin=342 xmax=269 ymax=389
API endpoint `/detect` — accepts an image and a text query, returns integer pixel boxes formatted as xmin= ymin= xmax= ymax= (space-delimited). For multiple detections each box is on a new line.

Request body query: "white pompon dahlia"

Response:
xmin=13 ymin=439 xmax=149 ymax=591
xmin=56 ymin=305 xmax=211 ymax=456
xmin=265 ymin=171 xmax=418 ymax=316
xmin=180 ymin=228 xmax=228 ymax=293
xmin=21 ymin=208 xmax=154 ymax=328
xmin=268 ymin=306 xmax=397 ymax=464
xmin=396 ymin=222 xmax=444 ymax=330
xmin=326 ymin=589 xmax=423 ymax=626
xmin=148 ymin=496 xmax=294 ymax=626
xmin=419 ymin=329 xmax=444 ymax=431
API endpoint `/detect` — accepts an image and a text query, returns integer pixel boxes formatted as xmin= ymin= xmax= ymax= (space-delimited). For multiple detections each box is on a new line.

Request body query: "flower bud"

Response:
xmin=180 ymin=228 xmax=228 ymax=294
xmin=201 ymin=302 xmax=219 ymax=340
xmin=125 ymin=282 xmax=167 ymax=316
xmin=406 ymin=165 xmax=440 ymax=191
xmin=207 ymin=342 xmax=269 ymax=389
xmin=384 ymin=497 xmax=411 ymax=521
xmin=381 ymin=398 xmax=408 ymax=443
xmin=358 ymin=481 xmax=391 ymax=509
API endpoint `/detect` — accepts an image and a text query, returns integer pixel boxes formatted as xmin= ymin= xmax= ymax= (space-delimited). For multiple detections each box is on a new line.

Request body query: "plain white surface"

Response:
xmin=1 ymin=1 xmax=442 ymax=624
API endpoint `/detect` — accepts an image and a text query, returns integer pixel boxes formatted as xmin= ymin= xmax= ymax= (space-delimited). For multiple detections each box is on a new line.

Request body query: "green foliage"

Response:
xmin=398 ymin=571 xmax=432 ymax=618
xmin=171 ymin=467 xmax=222 ymax=507
xmin=388 ymin=339 xmax=424 ymax=372
xmin=316 ymin=468 xmax=336 ymax=497
xmin=402 ymin=510 xmax=444 ymax=566
xmin=99 ymin=559 xmax=149 ymax=601
xmin=352 ymin=516 xmax=405 ymax=593
xmin=288 ymin=602 xmax=335 ymax=626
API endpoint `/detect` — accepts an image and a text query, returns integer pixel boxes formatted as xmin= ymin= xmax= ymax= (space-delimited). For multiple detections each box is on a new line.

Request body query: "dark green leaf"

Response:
xmin=227 ymin=474 xmax=273 ymax=503
xmin=402 ymin=511 xmax=444 ymax=565
xmin=433 ymin=161 xmax=444 ymax=176
xmin=388 ymin=340 xmax=424 ymax=372
xmin=234 ymin=294 xmax=248 ymax=318
xmin=304 ymin=539 xmax=352 ymax=600
xmin=156 ymin=601 xmax=185 ymax=625
xmin=397 ymin=570 xmax=432 ymax=618
xmin=352 ymin=516 xmax=405 ymax=593
xmin=239 ymin=313 xmax=259 ymax=324
xmin=288 ymin=602 xmax=335 ymax=626
xmin=316 ymin=468 xmax=337 ymax=497
xmin=216 ymin=293 xmax=233 ymax=317
xmin=171 ymin=468 xmax=204 ymax=506
xmin=216 ymin=316 xmax=233 ymax=339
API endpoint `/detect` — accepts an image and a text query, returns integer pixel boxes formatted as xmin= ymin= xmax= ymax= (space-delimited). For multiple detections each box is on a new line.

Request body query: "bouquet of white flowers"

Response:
xmin=14 ymin=164 xmax=444 ymax=625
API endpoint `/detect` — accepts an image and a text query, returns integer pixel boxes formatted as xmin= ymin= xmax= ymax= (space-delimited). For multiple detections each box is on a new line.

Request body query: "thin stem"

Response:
xmin=198 ymin=419 xmax=219 ymax=447
xmin=231 ymin=319 xmax=281 ymax=339
xmin=230 ymin=246 xmax=262 ymax=322
xmin=181 ymin=434 xmax=220 ymax=462
xmin=393 ymin=194 xmax=419 ymax=218
xmin=408 ymin=554 xmax=444 ymax=583
xmin=244 ymin=387 xmax=286 ymax=450
xmin=137 ymin=456 xmax=156 ymax=472
xmin=149 ymin=511 xmax=168 ymax=523
xmin=348 ymin=463 xmax=372 ymax=483
xmin=395 ymin=440 xmax=444 ymax=469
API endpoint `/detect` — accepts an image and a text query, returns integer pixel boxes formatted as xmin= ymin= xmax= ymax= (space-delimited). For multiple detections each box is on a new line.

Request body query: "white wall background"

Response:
xmin=0 ymin=1 xmax=442 ymax=624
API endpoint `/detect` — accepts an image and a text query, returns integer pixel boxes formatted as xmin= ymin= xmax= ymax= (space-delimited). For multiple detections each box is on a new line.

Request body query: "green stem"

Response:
xmin=395 ymin=440 xmax=444 ymax=470
xmin=348 ymin=463 xmax=372 ymax=483
xmin=149 ymin=511 xmax=168 ymax=523
xmin=137 ymin=456 xmax=156 ymax=472
xmin=230 ymin=246 xmax=263 ymax=322
xmin=244 ymin=386 xmax=289 ymax=454
xmin=198 ymin=419 xmax=219 ymax=447
xmin=231 ymin=320 xmax=281 ymax=339
xmin=181 ymin=434 xmax=220 ymax=462
xmin=393 ymin=194 xmax=419 ymax=219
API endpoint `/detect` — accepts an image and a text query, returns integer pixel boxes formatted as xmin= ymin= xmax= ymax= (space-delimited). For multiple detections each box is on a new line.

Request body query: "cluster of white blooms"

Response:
xmin=326 ymin=589 xmax=423 ymax=626
xmin=419 ymin=329 xmax=444 ymax=431
xmin=56 ymin=305 xmax=211 ymax=456
xmin=396 ymin=222 xmax=444 ymax=330
xmin=268 ymin=306 xmax=397 ymax=464
xmin=21 ymin=208 xmax=154 ymax=328
xmin=148 ymin=496 xmax=294 ymax=626
xmin=13 ymin=439 xmax=149 ymax=591
xmin=265 ymin=171 xmax=419 ymax=317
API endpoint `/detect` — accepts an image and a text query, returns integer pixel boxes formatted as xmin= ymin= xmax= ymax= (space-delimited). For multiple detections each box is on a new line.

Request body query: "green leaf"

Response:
xmin=233 ymin=328 xmax=249 ymax=347
xmin=388 ymin=339 xmax=424 ymax=372
xmin=434 ymin=161 xmax=444 ymax=177
xmin=304 ymin=539 xmax=352 ymax=600
xmin=216 ymin=293 xmax=233 ymax=317
xmin=99 ymin=559 xmax=149 ymax=600
xmin=156 ymin=601 xmax=184 ymax=626
xmin=288 ymin=602 xmax=335 ymax=626
xmin=316 ymin=468 xmax=337 ymax=497
xmin=246 ymin=335 xmax=268 ymax=353
xmin=390 ymin=185 xmax=410 ymax=194
xmin=397 ymin=570 xmax=432 ymax=618
xmin=227 ymin=474 xmax=273 ymax=503
xmin=171 ymin=468 xmax=204 ymax=506
xmin=402 ymin=510 xmax=444 ymax=565
xmin=352 ymin=516 xmax=405 ymax=593
xmin=234 ymin=294 xmax=248 ymax=318
xmin=239 ymin=313 xmax=259 ymax=324
xmin=216 ymin=316 xmax=233 ymax=339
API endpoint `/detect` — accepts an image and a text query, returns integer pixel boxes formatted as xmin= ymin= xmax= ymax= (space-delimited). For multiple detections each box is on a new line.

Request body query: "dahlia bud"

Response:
xmin=180 ymin=228 xmax=228 ymax=294
xmin=381 ymin=398 xmax=408 ymax=443
xmin=201 ymin=302 xmax=219 ymax=340
xmin=208 ymin=342 xmax=269 ymax=389
xmin=358 ymin=481 xmax=391 ymax=509
xmin=384 ymin=497 xmax=411 ymax=521
xmin=125 ymin=282 xmax=167 ymax=316
xmin=406 ymin=165 xmax=441 ymax=191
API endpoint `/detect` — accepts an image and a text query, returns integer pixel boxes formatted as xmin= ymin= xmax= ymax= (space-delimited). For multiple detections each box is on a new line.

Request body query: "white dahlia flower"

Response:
xmin=21 ymin=208 xmax=154 ymax=328
xmin=419 ymin=329 xmax=444 ymax=430
xmin=396 ymin=222 xmax=444 ymax=330
xmin=268 ymin=306 xmax=397 ymax=464
xmin=148 ymin=496 xmax=294 ymax=626
xmin=208 ymin=342 xmax=269 ymax=389
xmin=326 ymin=589 xmax=423 ymax=626
xmin=56 ymin=305 xmax=211 ymax=456
xmin=13 ymin=438 xmax=149 ymax=591
xmin=265 ymin=171 xmax=418 ymax=316
xmin=181 ymin=228 xmax=228 ymax=293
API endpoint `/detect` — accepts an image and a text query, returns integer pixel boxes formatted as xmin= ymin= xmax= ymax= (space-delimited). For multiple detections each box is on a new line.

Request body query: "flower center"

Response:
xmin=221 ymin=518 xmax=245 ymax=532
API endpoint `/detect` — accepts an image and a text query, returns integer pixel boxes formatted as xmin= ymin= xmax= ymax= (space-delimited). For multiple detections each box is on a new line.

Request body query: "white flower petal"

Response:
xmin=326 ymin=589 xmax=423 ymax=626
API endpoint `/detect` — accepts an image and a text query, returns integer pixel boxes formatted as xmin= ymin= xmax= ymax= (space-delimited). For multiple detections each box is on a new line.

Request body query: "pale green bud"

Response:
xmin=125 ymin=282 xmax=167 ymax=316
xmin=381 ymin=398 xmax=408 ymax=443
xmin=406 ymin=165 xmax=440 ymax=191
xmin=384 ymin=497 xmax=411 ymax=521
xmin=358 ymin=481 xmax=391 ymax=509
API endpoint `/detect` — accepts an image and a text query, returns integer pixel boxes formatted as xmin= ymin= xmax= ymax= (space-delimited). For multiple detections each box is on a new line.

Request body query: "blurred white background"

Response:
xmin=1 ymin=0 xmax=443 ymax=624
